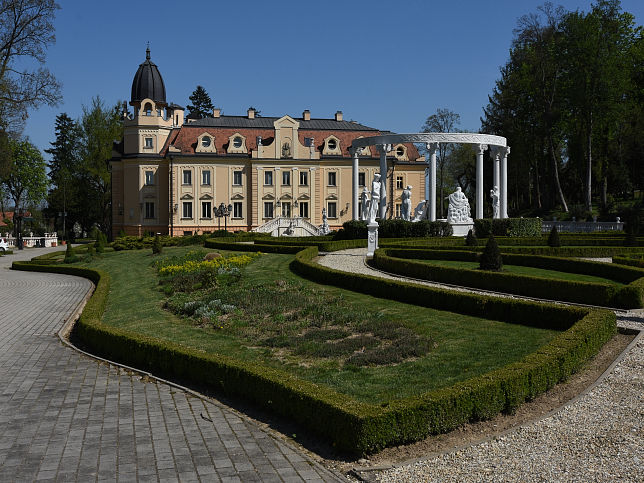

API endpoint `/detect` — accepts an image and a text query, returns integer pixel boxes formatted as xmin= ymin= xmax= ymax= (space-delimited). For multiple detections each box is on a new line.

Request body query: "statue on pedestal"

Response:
xmin=401 ymin=185 xmax=412 ymax=221
xmin=320 ymin=208 xmax=330 ymax=235
xmin=490 ymin=186 xmax=500 ymax=219
xmin=447 ymin=187 xmax=472 ymax=223
xmin=368 ymin=174 xmax=381 ymax=224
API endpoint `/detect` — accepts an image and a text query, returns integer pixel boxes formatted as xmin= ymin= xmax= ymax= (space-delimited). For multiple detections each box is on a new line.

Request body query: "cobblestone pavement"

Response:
xmin=0 ymin=248 xmax=343 ymax=482
xmin=319 ymin=249 xmax=644 ymax=482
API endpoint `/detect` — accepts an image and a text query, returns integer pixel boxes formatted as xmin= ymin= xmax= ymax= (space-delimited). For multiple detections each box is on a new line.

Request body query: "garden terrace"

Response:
xmin=13 ymin=241 xmax=616 ymax=455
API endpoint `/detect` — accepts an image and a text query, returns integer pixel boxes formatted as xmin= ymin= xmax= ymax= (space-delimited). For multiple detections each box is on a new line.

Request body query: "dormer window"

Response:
xmin=196 ymin=133 xmax=217 ymax=153
xmin=227 ymin=133 xmax=248 ymax=154
xmin=394 ymin=144 xmax=408 ymax=161
xmin=233 ymin=136 xmax=242 ymax=148
xmin=323 ymin=135 xmax=342 ymax=155
xmin=396 ymin=146 xmax=404 ymax=157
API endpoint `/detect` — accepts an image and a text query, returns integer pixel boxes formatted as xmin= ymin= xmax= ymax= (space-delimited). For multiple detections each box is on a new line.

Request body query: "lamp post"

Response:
xmin=14 ymin=208 xmax=25 ymax=250
xmin=215 ymin=203 xmax=233 ymax=232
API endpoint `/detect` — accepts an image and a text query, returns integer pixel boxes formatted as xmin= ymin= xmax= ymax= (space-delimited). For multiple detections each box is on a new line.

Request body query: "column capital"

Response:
xmin=499 ymin=145 xmax=511 ymax=157
xmin=349 ymin=147 xmax=363 ymax=157
xmin=426 ymin=142 xmax=439 ymax=154
xmin=475 ymin=143 xmax=488 ymax=155
xmin=377 ymin=144 xmax=392 ymax=154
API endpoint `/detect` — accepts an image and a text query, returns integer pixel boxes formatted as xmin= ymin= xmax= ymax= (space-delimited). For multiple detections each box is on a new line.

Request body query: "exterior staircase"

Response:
xmin=253 ymin=217 xmax=322 ymax=237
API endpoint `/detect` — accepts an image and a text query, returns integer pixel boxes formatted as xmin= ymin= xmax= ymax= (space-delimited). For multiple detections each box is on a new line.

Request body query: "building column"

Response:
xmin=493 ymin=150 xmax=500 ymax=192
xmin=378 ymin=144 xmax=391 ymax=219
xmin=426 ymin=143 xmax=439 ymax=221
xmin=501 ymin=146 xmax=510 ymax=218
xmin=475 ymin=143 xmax=488 ymax=219
xmin=350 ymin=147 xmax=361 ymax=220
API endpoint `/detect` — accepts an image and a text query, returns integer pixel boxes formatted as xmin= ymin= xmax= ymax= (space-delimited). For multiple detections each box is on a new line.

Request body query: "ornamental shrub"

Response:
xmin=466 ymin=229 xmax=478 ymax=247
xmin=479 ymin=234 xmax=502 ymax=271
xmin=152 ymin=234 xmax=163 ymax=255
xmin=548 ymin=225 xmax=561 ymax=247
xmin=64 ymin=242 xmax=79 ymax=263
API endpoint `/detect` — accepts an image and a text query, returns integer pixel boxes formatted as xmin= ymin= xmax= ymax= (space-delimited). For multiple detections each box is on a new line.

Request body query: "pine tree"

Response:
xmin=186 ymin=85 xmax=214 ymax=119
xmin=479 ymin=234 xmax=503 ymax=271
xmin=547 ymin=225 xmax=561 ymax=247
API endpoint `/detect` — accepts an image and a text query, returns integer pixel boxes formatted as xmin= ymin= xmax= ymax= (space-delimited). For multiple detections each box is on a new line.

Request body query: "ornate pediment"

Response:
xmin=199 ymin=193 xmax=213 ymax=200
xmin=231 ymin=193 xmax=245 ymax=200
xmin=180 ymin=193 xmax=194 ymax=200
xmin=262 ymin=193 xmax=275 ymax=200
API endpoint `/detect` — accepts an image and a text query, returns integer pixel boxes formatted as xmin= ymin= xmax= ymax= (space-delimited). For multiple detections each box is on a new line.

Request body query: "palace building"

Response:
xmin=110 ymin=49 xmax=427 ymax=238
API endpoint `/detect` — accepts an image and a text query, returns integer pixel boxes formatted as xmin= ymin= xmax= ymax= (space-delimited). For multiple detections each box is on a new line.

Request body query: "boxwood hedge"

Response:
xmin=373 ymin=248 xmax=644 ymax=308
xmin=12 ymin=245 xmax=616 ymax=455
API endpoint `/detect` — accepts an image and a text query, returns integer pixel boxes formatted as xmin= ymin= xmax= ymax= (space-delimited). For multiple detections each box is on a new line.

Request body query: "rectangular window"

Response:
xmin=233 ymin=202 xmax=243 ymax=218
xmin=182 ymin=202 xmax=193 ymax=219
xmin=396 ymin=203 xmax=402 ymax=218
xmin=299 ymin=171 xmax=308 ymax=186
xmin=264 ymin=202 xmax=274 ymax=219
xmin=396 ymin=176 xmax=404 ymax=189
xmin=327 ymin=202 xmax=337 ymax=218
xmin=282 ymin=171 xmax=290 ymax=186
xmin=144 ymin=137 xmax=153 ymax=149
xmin=202 ymin=170 xmax=211 ymax=186
xmin=145 ymin=171 xmax=154 ymax=185
xmin=328 ymin=172 xmax=336 ymax=186
xmin=201 ymin=201 xmax=211 ymax=219
xmin=281 ymin=203 xmax=291 ymax=217
xmin=183 ymin=230 xmax=192 ymax=236
xmin=299 ymin=202 xmax=309 ymax=218
xmin=183 ymin=170 xmax=192 ymax=185
xmin=264 ymin=171 xmax=273 ymax=186
xmin=233 ymin=170 xmax=243 ymax=185
xmin=358 ymin=172 xmax=365 ymax=187
xmin=144 ymin=202 xmax=154 ymax=219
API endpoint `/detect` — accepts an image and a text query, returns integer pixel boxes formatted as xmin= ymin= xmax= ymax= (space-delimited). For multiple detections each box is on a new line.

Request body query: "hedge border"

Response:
xmin=12 ymin=246 xmax=616 ymax=455
xmin=372 ymin=248 xmax=644 ymax=308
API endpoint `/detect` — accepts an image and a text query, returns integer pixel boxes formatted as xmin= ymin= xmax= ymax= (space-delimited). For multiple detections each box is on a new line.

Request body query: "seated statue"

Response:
xmin=447 ymin=187 xmax=472 ymax=223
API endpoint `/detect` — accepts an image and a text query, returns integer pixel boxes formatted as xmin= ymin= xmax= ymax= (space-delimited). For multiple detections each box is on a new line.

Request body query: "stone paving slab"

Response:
xmin=0 ymin=247 xmax=343 ymax=482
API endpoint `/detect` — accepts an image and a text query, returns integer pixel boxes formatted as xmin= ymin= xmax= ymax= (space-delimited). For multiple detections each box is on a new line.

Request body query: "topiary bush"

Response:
xmin=466 ymin=229 xmax=478 ymax=247
xmin=479 ymin=234 xmax=502 ymax=271
xmin=152 ymin=234 xmax=163 ymax=255
xmin=548 ymin=225 xmax=561 ymax=247
xmin=64 ymin=242 xmax=79 ymax=263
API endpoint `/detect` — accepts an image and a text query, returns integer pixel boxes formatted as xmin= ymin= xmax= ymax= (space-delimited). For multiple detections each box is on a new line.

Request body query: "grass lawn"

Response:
xmin=412 ymin=258 xmax=624 ymax=285
xmin=75 ymin=247 xmax=559 ymax=404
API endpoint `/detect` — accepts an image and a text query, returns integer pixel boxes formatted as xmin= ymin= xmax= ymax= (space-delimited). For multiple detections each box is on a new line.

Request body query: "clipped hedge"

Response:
xmin=474 ymin=218 xmax=542 ymax=237
xmin=339 ymin=219 xmax=452 ymax=239
xmin=13 ymin=248 xmax=616 ymax=455
xmin=204 ymin=237 xmax=367 ymax=253
xmin=373 ymin=248 xmax=644 ymax=308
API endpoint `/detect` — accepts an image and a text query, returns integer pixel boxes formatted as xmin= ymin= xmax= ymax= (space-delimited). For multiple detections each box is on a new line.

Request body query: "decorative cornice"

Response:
xmin=352 ymin=133 xmax=507 ymax=150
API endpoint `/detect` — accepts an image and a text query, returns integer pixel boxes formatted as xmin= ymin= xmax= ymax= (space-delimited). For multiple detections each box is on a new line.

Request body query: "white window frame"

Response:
xmin=201 ymin=201 xmax=212 ymax=219
xmin=233 ymin=201 xmax=243 ymax=218
xmin=264 ymin=171 xmax=273 ymax=186
xmin=144 ymin=137 xmax=153 ymax=148
xmin=327 ymin=201 xmax=337 ymax=218
xmin=182 ymin=170 xmax=192 ymax=185
xmin=396 ymin=176 xmax=404 ymax=189
xmin=202 ymin=170 xmax=211 ymax=186
xmin=282 ymin=171 xmax=291 ymax=186
xmin=182 ymin=201 xmax=193 ymax=219
xmin=233 ymin=170 xmax=243 ymax=186
xmin=328 ymin=171 xmax=337 ymax=187
xmin=145 ymin=170 xmax=154 ymax=185
xmin=263 ymin=202 xmax=274 ymax=219
xmin=299 ymin=202 xmax=309 ymax=219
xmin=299 ymin=171 xmax=308 ymax=186
xmin=281 ymin=202 xmax=291 ymax=217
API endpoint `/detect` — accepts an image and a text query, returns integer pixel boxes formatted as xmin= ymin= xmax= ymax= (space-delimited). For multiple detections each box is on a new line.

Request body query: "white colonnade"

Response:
xmin=350 ymin=133 xmax=510 ymax=221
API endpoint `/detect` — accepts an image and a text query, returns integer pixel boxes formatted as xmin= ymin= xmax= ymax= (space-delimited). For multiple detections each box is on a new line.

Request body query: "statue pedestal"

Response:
xmin=450 ymin=221 xmax=474 ymax=237
xmin=367 ymin=222 xmax=379 ymax=257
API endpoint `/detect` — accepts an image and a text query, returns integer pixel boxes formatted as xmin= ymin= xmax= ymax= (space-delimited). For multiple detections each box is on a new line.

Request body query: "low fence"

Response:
xmin=1 ymin=232 xmax=59 ymax=248
xmin=541 ymin=220 xmax=623 ymax=233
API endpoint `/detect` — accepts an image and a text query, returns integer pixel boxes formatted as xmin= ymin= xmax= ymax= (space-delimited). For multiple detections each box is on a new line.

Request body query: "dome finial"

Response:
xmin=146 ymin=42 xmax=150 ymax=60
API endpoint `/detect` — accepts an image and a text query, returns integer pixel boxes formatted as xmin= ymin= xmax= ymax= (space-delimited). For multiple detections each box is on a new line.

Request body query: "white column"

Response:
xmin=378 ymin=144 xmax=391 ymax=219
xmin=501 ymin=146 xmax=510 ymax=218
xmin=351 ymin=148 xmax=361 ymax=220
xmin=493 ymin=150 xmax=500 ymax=192
xmin=475 ymin=144 xmax=487 ymax=219
xmin=426 ymin=143 xmax=438 ymax=221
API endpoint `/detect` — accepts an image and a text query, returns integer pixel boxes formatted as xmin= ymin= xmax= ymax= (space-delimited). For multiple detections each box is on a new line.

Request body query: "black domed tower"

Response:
xmin=130 ymin=46 xmax=166 ymax=107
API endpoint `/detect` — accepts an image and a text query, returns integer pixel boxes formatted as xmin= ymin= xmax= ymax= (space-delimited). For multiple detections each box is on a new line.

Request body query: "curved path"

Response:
xmin=0 ymin=247 xmax=342 ymax=482
xmin=318 ymin=249 xmax=644 ymax=482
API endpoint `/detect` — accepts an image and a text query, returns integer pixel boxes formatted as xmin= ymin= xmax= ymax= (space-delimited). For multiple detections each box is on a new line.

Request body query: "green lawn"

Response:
xmin=76 ymin=247 xmax=559 ymax=404
xmin=413 ymin=258 xmax=624 ymax=285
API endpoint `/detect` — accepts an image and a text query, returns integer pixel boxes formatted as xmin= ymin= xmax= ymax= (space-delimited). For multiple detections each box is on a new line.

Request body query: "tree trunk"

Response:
xmin=549 ymin=137 xmax=568 ymax=212
xmin=585 ymin=113 xmax=593 ymax=212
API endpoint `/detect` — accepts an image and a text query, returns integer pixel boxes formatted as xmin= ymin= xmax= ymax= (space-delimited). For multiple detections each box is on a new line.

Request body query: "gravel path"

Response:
xmin=318 ymin=249 xmax=644 ymax=482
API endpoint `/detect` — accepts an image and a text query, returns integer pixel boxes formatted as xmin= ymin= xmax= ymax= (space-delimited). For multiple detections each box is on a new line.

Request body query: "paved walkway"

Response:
xmin=0 ymin=247 xmax=342 ymax=482
xmin=319 ymin=249 xmax=644 ymax=482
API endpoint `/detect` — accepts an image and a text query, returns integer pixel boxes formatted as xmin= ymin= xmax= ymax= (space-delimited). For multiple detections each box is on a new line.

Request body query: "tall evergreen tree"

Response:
xmin=186 ymin=85 xmax=214 ymax=119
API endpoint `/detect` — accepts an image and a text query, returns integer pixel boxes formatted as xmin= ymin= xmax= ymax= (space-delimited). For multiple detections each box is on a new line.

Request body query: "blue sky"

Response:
xmin=23 ymin=0 xmax=644 ymax=159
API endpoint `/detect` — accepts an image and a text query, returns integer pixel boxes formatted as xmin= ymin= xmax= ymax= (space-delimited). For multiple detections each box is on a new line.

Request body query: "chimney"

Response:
xmin=213 ymin=107 xmax=221 ymax=118
xmin=335 ymin=110 xmax=343 ymax=122
xmin=303 ymin=109 xmax=311 ymax=121
xmin=247 ymin=107 xmax=256 ymax=119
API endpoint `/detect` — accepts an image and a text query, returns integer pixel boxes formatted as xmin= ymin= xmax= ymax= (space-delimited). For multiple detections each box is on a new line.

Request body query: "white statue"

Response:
xmin=368 ymin=174 xmax=381 ymax=224
xmin=360 ymin=187 xmax=370 ymax=221
xmin=412 ymin=200 xmax=428 ymax=221
xmin=490 ymin=185 xmax=500 ymax=219
xmin=447 ymin=187 xmax=472 ymax=223
xmin=401 ymin=185 xmax=412 ymax=221
xmin=320 ymin=208 xmax=330 ymax=235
